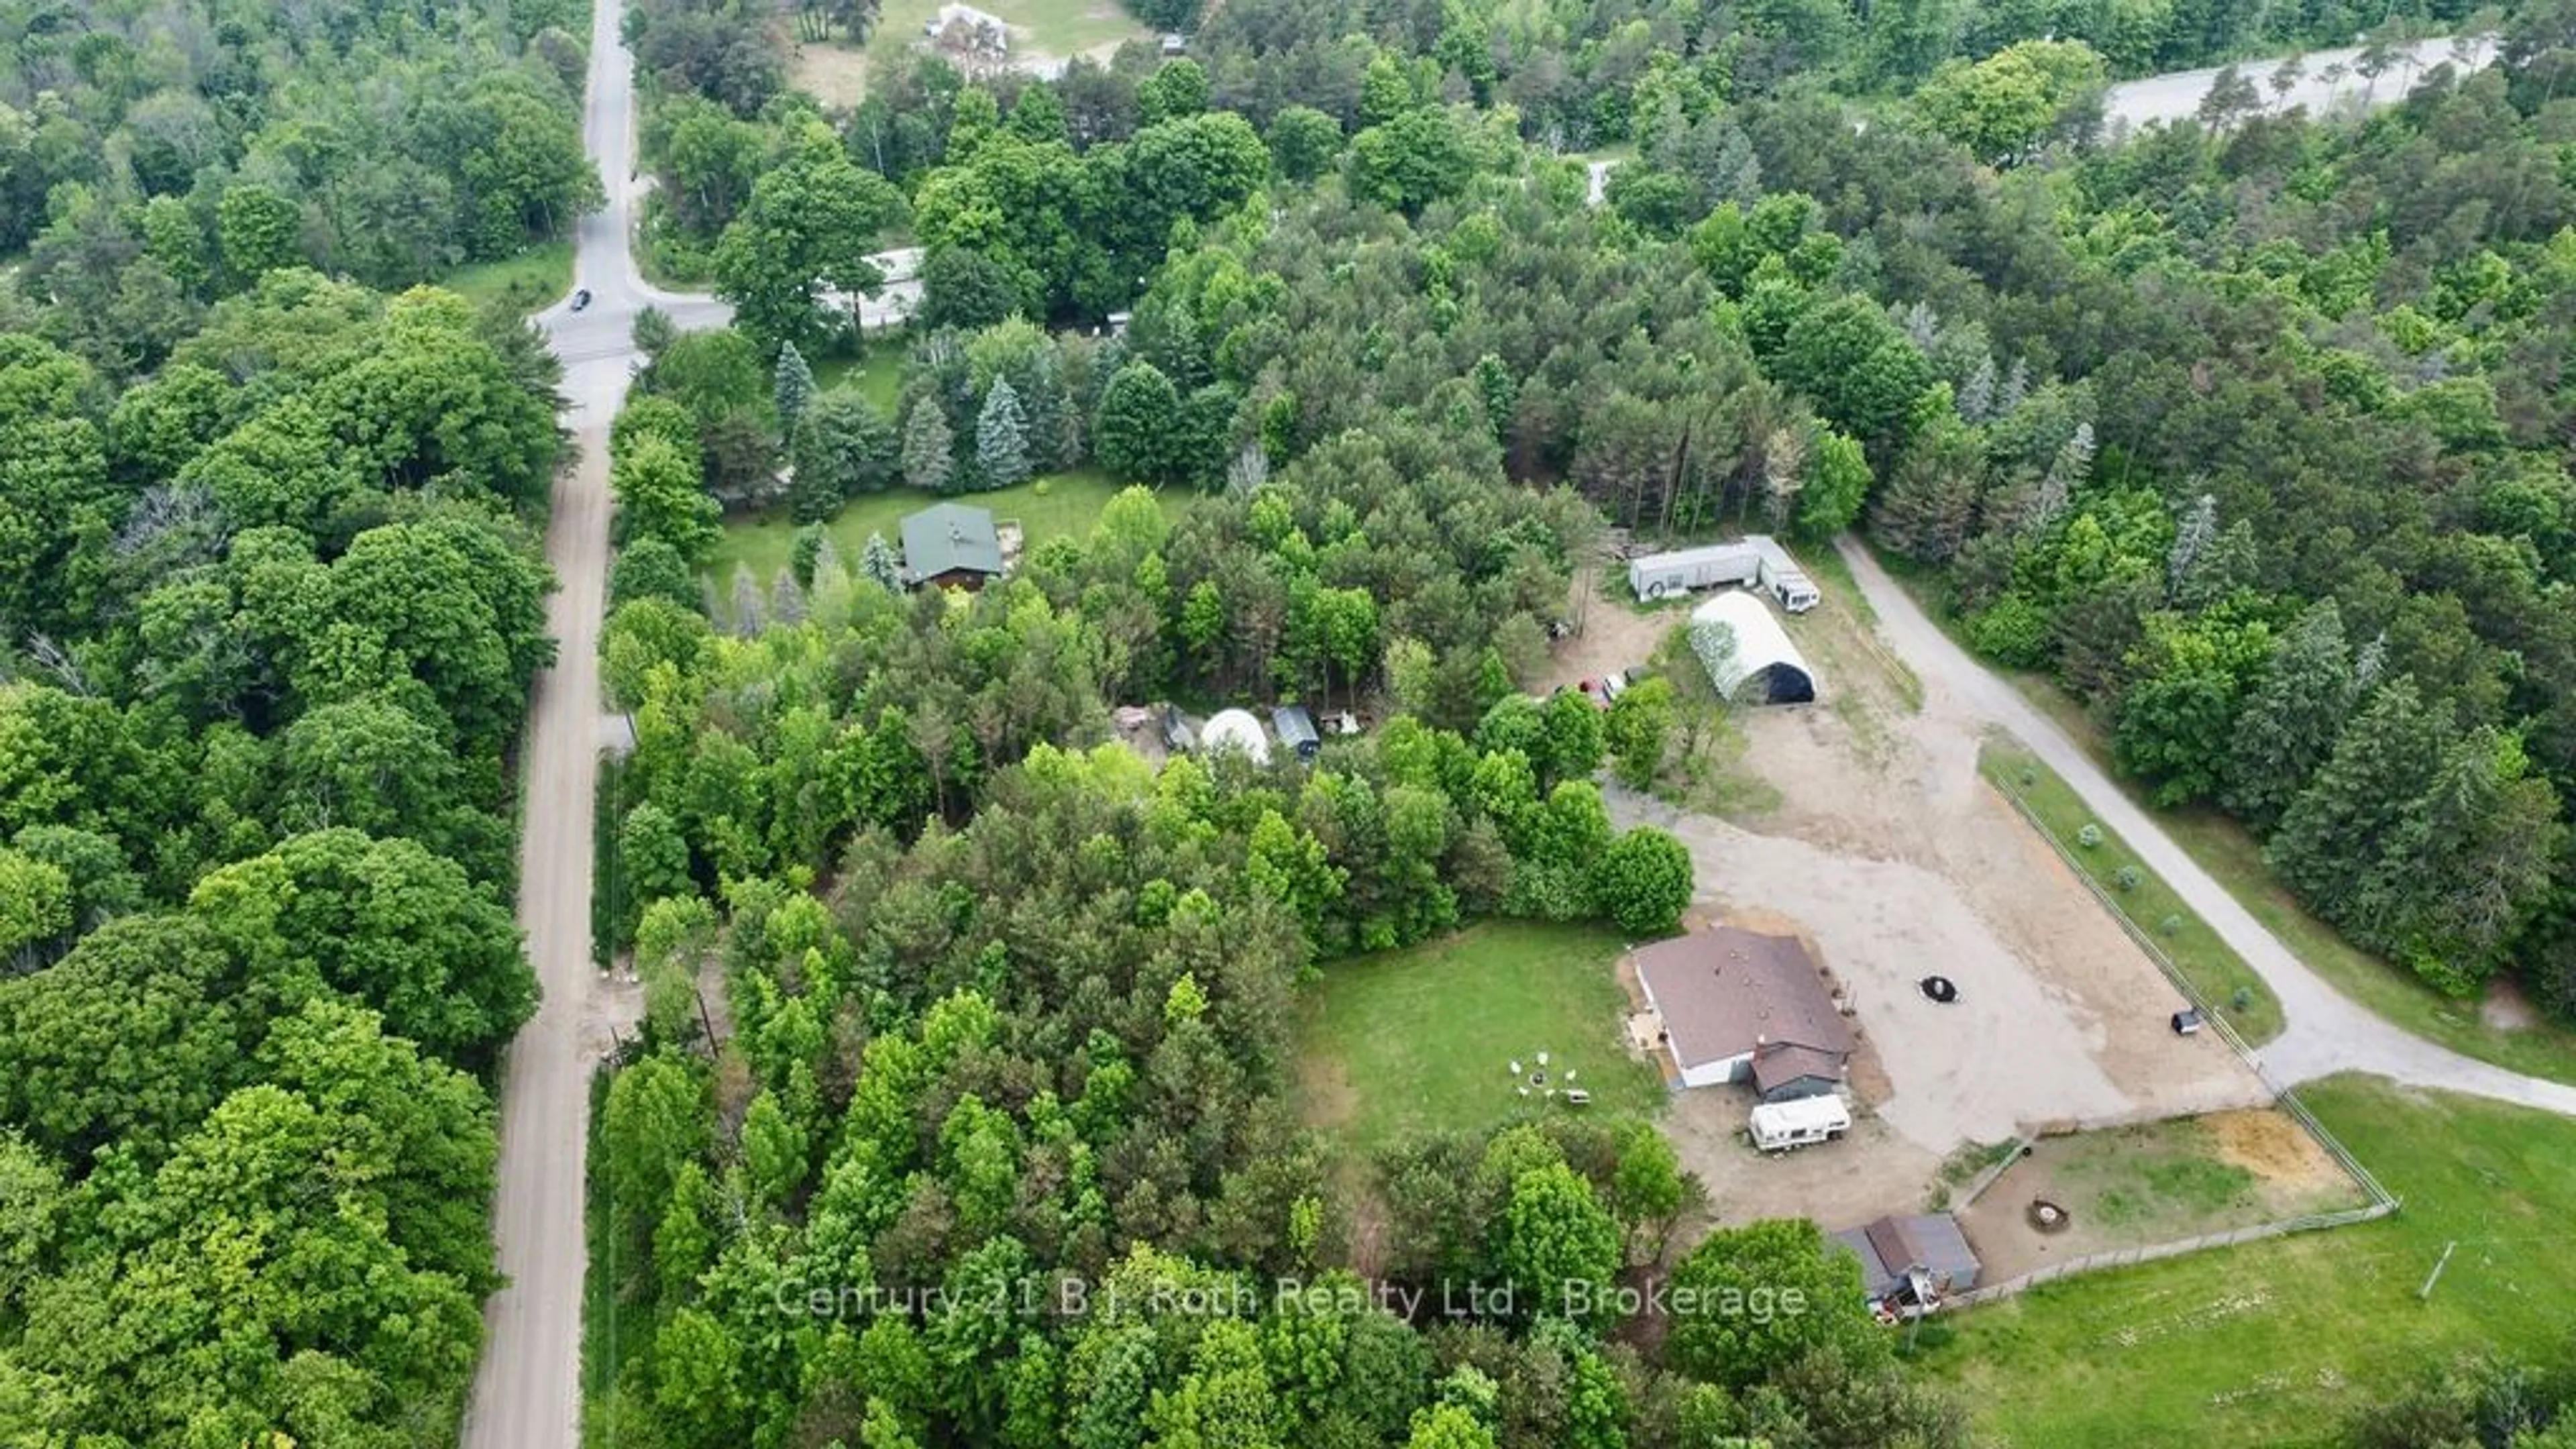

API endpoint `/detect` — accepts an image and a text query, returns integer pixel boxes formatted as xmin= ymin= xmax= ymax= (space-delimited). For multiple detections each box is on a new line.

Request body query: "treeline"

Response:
xmin=1613 ymin=8 xmax=2576 ymax=1012
xmin=0 ymin=0 xmax=596 ymax=377
xmin=0 ymin=274 xmax=562 ymax=1440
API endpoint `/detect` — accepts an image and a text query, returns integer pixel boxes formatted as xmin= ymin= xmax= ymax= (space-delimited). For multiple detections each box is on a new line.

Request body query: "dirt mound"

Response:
xmin=2204 ymin=1109 xmax=2337 ymax=1188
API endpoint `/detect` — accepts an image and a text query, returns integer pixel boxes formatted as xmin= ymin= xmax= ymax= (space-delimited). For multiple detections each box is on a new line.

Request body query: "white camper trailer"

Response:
xmin=1627 ymin=535 xmax=1821 ymax=612
xmin=1748 ymin=1094 xmax=1851 ymax=1152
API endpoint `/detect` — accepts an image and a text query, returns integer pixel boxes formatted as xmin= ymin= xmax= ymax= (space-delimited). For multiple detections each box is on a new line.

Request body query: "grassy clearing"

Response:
xmin=1980 ymin=741 xmax=2284 ymax=1044
xmin=1295 ymin=921 xmax=1664 ymax=1157
xmin=440 ymin=241 xmax=573 ymax=313
xmin=810 ymin=341 xmax=906 ymax=417
xmin=791 ymin=0 xmax=1151 ymax=105
xmin=1805 ymin=541 xmax=1923 ymax=712
xmin=1927 ymin=1075 xmax=2576 ymax=1448
xmin=705 ymin=468 xmax=1157 ymax=593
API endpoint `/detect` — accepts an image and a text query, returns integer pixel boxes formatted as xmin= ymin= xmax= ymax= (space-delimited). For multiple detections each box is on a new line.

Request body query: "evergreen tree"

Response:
xmin=2353 ymin=729 xmax=2565 ymax=996
xmin=901 ymin=398 xmax=956 ymax=494
xmin=792 ymin=388 xmax=900 ymax=523
xmin=2267 ymin=678 xmax=2449 ymax=921
xmin=729 ymin=561 xmax=766 ymax=636
xmin=975 ymin=376 xmax=1030 ymax=490
xmin=1870 ymin=417 xmax=1980 ymax=564
xmin=2224 ymin=599 xmax=2357 ymax=831
xmin=861 ymin=531 xmax=903 ymax=592
xmin=773 ymin=341 xmax=816 ymax=440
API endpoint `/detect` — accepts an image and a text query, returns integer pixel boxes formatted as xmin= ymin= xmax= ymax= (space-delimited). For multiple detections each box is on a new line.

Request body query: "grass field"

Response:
xmin=1981 ymin=742 xmax=2284 ymax=1045
xmin=441 ymin=241 xmax=573 ymax=314
xmin=810 ymin=341 xmax=906 ymax=416
xmin=704 ymin=468 xmax=1157 ymax=596
xmin=1882 ymin=551 xmax=2576 ymax=1082
xmin=790 ymin=0 xmax=1151 ymax=106
xmin=1929 ymin=1075 xmax=2576 ymax=1448
xmin=1295 ymin=922 xmax=1664 ymax=1156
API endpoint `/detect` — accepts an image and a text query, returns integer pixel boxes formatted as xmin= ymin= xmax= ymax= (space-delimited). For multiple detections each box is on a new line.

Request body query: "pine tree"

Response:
xmin=900 ymin=398 xmax=955 ymax=494
xmin=860 ymin=531 xmax=902 ymax=592
xmin=729 ymin=561 xmax=766 ymax=637
xmin=2353 ymin=728 xmax=2565 ymax=994
xmin=773 ymin=341 xmax=816 ymax=439
xmin=2223 ymin=599 xmax=2356 ymax=830
xmin=1869 ymin=417 xmax=1980 ymax=564
xmin=1957 ymin=355 xmax=1997 ymax=423
xmin=2267 ymin=677 xmax=2449 ymax=921
xmin=975 ymin=376 xmax=1030 ymax=490
xmin=769 ymin=570 xmax=808 ymax=626
xmin=2166 ymin=493 xmax=2218 ymax=599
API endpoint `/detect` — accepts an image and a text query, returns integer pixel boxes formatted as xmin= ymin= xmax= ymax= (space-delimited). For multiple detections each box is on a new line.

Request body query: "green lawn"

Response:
xmin=792 ymin=0 xmax=1152 ymax=105
xmin=1885 ymin=549 xmax=2576 ymax=1084
xmin=810 ymin=341 xmax=906 ymax=416
xmin=1980 ymin=742 xmax=2284 ymax=1046
xmin=439 ymin=241 xmax=572 ymax=314
xmin=1928 ymin=1075 xmax=2576 ymax=1448
xmin=704 ymin=468 xmax=1165 ymax=596
xmin=1295 ymin=922 xmax=1664 ymax=1157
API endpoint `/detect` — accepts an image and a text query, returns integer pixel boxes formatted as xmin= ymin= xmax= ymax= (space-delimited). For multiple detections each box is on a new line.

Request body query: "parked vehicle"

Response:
xmin=1748 ymin=1094 xmax=1851 ymax=1152
xmin=570 ymin=288 xmax=592 ymax=311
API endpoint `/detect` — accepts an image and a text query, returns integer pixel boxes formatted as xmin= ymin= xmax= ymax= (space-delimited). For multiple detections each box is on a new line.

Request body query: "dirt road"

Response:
xmin=1836 ymin=539 xmax=2576 ymax=1118
xmin=459 ymin=0 xmax=687 ymax=1440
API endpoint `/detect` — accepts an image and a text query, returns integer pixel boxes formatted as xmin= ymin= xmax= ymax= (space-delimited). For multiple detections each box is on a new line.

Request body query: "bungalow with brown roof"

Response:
xmin=1627 ymin=925 xmax=1853 ymax=1100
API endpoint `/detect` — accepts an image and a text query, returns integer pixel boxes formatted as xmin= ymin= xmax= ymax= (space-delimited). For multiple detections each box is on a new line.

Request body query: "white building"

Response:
xmin=1627 ymin=535 xmax=1820 ymax=612
xmin=1690 ymin=591 xmax=1817 ymax=704
xmin=1198 ymin=708 xmax=1271 ymax=765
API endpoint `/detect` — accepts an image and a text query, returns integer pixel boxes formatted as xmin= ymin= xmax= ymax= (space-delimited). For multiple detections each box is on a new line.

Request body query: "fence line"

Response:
xmin=1986 ymin=780 xmax=2401 ymax=1218
xmin=1944 ymin=1199 xmax=2398 ymax=1309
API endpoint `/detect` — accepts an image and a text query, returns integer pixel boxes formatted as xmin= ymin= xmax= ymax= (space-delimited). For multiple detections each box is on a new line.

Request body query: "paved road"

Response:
xmin=1837 ymin=541 xmax=2576 ymax=1118
xmin=2100 ymin=34 xmax=2496 ymax=131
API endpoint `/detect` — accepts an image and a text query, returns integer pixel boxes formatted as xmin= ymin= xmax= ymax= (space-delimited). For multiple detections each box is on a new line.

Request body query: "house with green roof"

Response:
xmin=900 ymin=502 xmax=1006 ymax=591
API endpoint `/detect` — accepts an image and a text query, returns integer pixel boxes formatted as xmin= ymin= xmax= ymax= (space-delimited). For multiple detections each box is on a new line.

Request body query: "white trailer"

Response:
xmin=1628 ymin=535 xmax=1820 ymax=612
xmin=1748 ymin=1094 xmax=1851 ymax=1152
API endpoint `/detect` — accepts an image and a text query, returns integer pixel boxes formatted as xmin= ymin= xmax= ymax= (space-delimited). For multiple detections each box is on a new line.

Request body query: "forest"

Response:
xmin=0 ymin=0 xmax=596 ymax=375
xmin=5 ymin=0 xmax=2576 ymax=1440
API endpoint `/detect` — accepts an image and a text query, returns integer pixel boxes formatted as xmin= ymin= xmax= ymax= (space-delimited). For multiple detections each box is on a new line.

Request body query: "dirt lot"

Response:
xmin=1578 ymin=559 xmax=2269 ymax=1225
xmin=1960 ymin=1110 xmax=2369 ymax=1283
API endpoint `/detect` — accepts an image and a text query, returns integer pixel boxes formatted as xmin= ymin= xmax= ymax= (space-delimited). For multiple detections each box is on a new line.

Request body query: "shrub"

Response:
xmin=2076 ymin=823 xmax=2103 ymax=849
xmin=2114 ymin=865 xmax=2142 ymax=892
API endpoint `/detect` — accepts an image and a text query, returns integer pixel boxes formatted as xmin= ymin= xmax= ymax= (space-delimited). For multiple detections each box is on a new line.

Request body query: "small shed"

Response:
xmin=1689 ymin=591 xmax=1816 ymax=704
xmin=1199 ymin=708 xmax=1271 ymax=765
xmin=1161 ymin=704 xmax=1195 ymax=753
xmin=900 ymin=502 xmax=1005 ymax=591
xmin=1831 ymin=1213 xmax=1982 ymax=1304
xmin=1272 ymin=705 xmax=1321 ymax=761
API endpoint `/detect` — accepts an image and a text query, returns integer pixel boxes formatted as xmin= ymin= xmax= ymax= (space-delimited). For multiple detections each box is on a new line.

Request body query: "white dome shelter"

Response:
xmin=1198 ymin=708 xmax=1272 ymax=764
xmin=1688 ymin=591 xmax=1817 ymax=704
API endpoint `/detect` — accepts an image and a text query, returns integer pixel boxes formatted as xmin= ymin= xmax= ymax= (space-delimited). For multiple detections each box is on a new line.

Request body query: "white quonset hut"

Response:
xmin=1198 ymin=708 xmax=1271 ymax=765
xmin=1690 ymin=591 xmax=1817 ymax=705
xmin=1627 ymin=535 xmax=1820 ymax=612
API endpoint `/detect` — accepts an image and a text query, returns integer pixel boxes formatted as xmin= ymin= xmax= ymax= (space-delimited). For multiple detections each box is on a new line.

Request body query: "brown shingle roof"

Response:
xmin=1750 ymin=1042 xmax=1846 ymax=1095
xmin=1629 ymin=926 xmax=1853 ymax=1072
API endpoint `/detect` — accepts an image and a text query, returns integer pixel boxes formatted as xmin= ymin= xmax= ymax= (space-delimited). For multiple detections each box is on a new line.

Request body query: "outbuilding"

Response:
xmin=1199 ymin=708 xmax=1271 ymax=765
xmin=900 ymin=502 xmax=1005 ymax=591
xmin=1627 ymin=535 xmax=1819 ymax=612
xmin=1627 ymin=926 xmax=1854 ymax=1095
xmin=1272 ymin=704 xmax=1322 ymax=761
xmin=1830 ymin=1213 xmax=1982 ymax=1305
xmin=1689 ymin=591 xmax=1816 ymax=704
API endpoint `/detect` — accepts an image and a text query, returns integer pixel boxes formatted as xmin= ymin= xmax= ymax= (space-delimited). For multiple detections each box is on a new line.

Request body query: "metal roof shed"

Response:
xmin=1271 ymin=705 xmax=1321 ymax=761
